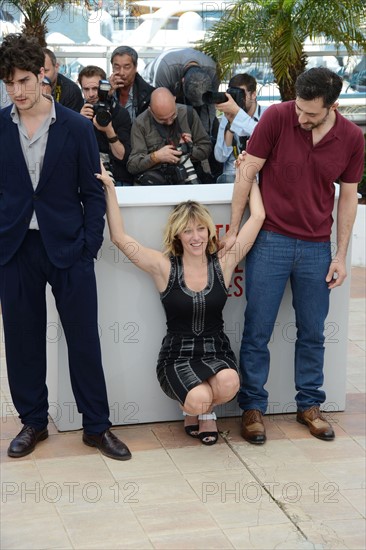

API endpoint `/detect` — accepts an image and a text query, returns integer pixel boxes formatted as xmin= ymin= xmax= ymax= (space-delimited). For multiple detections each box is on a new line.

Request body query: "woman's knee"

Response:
xmin=183 ymin=383 xmax=213 ymax=415
xmin=212 ymin=369 xmax=240 ymax=398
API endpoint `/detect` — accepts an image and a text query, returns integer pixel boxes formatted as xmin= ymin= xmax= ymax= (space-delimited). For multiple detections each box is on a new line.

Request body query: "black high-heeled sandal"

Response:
xmin=183 ymin=412 xmax=199 ymax=438
xmin=198 ymin=412 xmax=218 ymax=446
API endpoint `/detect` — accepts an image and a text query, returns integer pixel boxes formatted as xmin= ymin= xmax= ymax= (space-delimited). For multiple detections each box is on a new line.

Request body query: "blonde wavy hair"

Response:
xmin=163 ymin=201 xmax=218 ymax=256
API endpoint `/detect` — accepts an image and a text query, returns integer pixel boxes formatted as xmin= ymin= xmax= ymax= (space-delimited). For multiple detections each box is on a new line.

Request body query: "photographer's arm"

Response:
xmin=224 ymin=125 xmax=235 ymax=147
xmin=93 ymin=120 xmax=125 ymax=161
xmin=216 ymin=92 xmax=261 ymax=138
xmin=127 ymin=118 xmax=182 ymax=174
xmin=216 ymin=93 xmax=241 ymax=124
xmin=230 ymin=108 xmax=258 ymax=137
xmin=214 ymin=116 xmax=233 ymax=163
xmin=126 ymin=120 xmax=152 ymax=174
xmin=111 ymin=108 xmax=132 ymax=165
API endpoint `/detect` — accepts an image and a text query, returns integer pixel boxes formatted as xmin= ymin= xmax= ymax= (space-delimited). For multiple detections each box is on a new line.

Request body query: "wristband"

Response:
xmin=225 ymin=121 xmax=234 ymax=134
xmin=150 ymin=151 xmax=159 ymax=164
xmin=108 ymin=135 xmax=119 ymax=143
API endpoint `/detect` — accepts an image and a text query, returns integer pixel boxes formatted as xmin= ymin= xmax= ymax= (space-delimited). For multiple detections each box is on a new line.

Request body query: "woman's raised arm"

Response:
xmin=96 ymin=166 xmax=170 ymax=283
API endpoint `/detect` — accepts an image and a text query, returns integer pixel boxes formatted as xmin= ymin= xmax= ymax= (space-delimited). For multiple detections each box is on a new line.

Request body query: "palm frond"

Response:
xmin=200 ymin=0 xmax=365 ymax=100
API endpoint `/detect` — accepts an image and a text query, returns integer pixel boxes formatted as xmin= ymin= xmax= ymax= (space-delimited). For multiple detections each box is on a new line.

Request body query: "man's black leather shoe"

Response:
xmin=83 ymin=429 xmax=132 ymax=461
xmin=8 ymin=425 xmax=49 ymax=458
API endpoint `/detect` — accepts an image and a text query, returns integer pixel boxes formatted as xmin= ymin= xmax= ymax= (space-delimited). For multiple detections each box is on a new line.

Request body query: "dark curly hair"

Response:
xmin=295 ymin=67 xmax=343 ymax=108
xmin=0 ymin=34 xmax=44 ymax=81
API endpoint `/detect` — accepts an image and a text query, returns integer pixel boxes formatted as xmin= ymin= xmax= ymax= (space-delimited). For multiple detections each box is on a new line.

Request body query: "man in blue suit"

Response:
xmin=0 ymin=34 xmax=131 ymax=460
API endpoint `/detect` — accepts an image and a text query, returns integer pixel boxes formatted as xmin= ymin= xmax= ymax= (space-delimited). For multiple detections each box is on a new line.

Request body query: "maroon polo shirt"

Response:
xmin=246 ymin=100 xmax=364 ymax=241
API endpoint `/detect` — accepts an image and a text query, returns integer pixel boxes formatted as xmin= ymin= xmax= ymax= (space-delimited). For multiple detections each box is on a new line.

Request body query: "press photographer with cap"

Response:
xmin=143 ymin=48 xmax=222 ymax=181
xmin=214 ymin=74 xmax=267 ymax=181
xmin=78 ymin=65 xmax=133 ymax=186
xmin=127 ymin=88 xmax=211 ymax=185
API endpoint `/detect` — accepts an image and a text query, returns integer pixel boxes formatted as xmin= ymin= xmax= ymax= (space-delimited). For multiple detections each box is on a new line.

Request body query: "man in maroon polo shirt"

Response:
xmin=224 ymin=67 xmax=364 ymax=444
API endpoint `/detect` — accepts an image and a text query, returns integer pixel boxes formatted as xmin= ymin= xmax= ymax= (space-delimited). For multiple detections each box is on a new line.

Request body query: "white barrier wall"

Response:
xmin=46 ymin=184 xmax=351 ymax=430
xmin=352 ymin=204 xmax=366 ymax=267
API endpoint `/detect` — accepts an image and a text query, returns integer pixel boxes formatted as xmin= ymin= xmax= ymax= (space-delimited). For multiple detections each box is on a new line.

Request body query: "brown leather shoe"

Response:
xmin=241 ymin=409 xmax=266 ymax=445
xmin=297 ymin=406 xmax=335 ymax=441
xmin=8 ymin=425 xmax=48 ymax=458
xmin=83 ymin=429 xmax=132 ymax=460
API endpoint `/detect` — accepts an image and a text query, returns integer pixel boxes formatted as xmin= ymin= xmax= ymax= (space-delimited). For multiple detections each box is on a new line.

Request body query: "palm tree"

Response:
xmin=200 ymin=0 xmax=365 ymax=101
xmin=3 ymin=0 xmax=69 ymax=46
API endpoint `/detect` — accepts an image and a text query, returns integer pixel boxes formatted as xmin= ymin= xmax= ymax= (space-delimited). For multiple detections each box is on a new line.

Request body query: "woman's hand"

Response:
xmin=234 ymin=150 xmax=247 ymax=168
xmin=95 ymin=163 xmax=115 ymax=189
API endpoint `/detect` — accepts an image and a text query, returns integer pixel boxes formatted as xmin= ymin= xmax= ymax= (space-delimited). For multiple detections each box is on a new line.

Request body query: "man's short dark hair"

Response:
xmin=78 ymin=65 xmax=107 ymax=86
xmin=0 ymin=33 xmax=44 ymax=80
xmin=229 ymin=73 xmax=257 ymax=94
xmin=111 ymin=46 xmax=138 ymax=67
xmin=295 ymin=67 xmax=343 ymax=108
xmin=43 ymin=48 xmax=57 ymax=67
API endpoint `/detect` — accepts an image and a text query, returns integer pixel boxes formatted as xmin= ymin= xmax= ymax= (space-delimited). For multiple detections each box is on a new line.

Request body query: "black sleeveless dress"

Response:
xmin=156 ymin=253 xmax=238 ymax=404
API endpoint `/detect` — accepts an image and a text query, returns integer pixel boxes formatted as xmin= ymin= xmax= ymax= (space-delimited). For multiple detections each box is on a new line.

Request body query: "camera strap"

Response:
xmin=152 ymin=112 xmax=194 ymax=168
xmin=230 ymin=104 xmax=262 ymax=157
xmin=253 ymin=104 xmax=261 ymax=123
xmin=152 ymin=115 xmax=184 ymax=148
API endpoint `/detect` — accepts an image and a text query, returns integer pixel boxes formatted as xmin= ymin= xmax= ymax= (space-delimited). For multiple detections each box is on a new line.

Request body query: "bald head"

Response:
xmin=149 ymin=88 xmax=177 ymax=124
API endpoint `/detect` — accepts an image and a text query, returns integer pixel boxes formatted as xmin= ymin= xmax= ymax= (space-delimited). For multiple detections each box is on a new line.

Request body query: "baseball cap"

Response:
xmin=183 ymin=67 xmax=212 ymax=107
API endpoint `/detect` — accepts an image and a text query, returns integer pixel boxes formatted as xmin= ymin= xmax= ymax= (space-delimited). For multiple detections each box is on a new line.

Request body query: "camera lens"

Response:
xmin=95 ymin=109 xmax=112 ymax=127
xmin=202 ymin=91 xmax=228 ymax=104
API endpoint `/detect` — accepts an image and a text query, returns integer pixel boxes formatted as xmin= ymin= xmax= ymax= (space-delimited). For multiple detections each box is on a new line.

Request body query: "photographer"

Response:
xmin=43 ymin=48 xmax=83 ymax=112
xmin=214 ymin=74 xmax=267 ymax=181
xmin=78 ymin=66 xmax=133 ymax=186
xmin=143 ymin=48 xmax=222 ymax=182
xmin=109 ymin=46 xmax=154 ymax=122
xmin=127 ymin=88 xmax=211 ymax=185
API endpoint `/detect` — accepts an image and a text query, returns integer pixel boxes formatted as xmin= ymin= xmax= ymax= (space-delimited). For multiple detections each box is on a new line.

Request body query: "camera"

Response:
xmin=202 ymin=91 xmax=227 ymax=104
xmin=166 ymin=163 xmax=188 ymax=184
xmin=175 ymin=140 xmax=199 ymax=184
xmin=92 ymin=80 xmax=115 ymax=127
xmin=176 ymin=141 xmax=193 ymax=156
xmin=202 ymin=86 xmax=245 ymax=109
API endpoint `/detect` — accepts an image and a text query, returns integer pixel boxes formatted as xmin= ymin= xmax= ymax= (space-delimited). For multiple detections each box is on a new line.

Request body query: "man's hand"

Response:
xmin=155 ymin=145 xmax=182 ymax=164
xmin=216 ymin=93 xmax=241 ymax=123
xmin=217 ymin=228 xmax=237 ymax=258
xmin=180 ymin=132 xmax=192 ymax=144
xmin=109 ymin=72 xmax=124 ymax=94
xmin=93 ymin=119 xmax=113 ymax=134
xmin=326 ymin=256 xmax=347 ymax=289
xmin=80 ymin=103 xmax=94 ymax=120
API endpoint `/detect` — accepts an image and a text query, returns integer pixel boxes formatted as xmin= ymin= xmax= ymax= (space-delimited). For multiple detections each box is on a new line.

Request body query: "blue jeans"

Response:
xmin=238 ymin=230 xmax=332 ymax=414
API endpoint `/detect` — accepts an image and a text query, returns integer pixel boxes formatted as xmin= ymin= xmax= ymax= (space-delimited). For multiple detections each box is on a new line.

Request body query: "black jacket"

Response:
xmin=94 ymin=104 xmax=133 ymax=184
xmin=54 ymin=73 xmax=84 ymax=112
xmin=116 ymin=73 xmax=155 ymax=120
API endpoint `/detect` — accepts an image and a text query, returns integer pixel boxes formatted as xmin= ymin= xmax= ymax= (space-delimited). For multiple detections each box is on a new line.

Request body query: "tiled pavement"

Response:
xmin=1 ymin=268 xmax=365 ymax=550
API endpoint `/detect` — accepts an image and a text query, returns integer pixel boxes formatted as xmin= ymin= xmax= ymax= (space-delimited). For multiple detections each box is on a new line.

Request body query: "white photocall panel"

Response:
xmin=46 ymin=184 xmax=350 ymax=430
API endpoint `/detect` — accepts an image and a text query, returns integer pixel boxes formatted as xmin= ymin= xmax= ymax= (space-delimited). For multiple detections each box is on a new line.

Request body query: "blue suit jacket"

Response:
xmin=0 ymin=102 xmax=105 ymax=268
